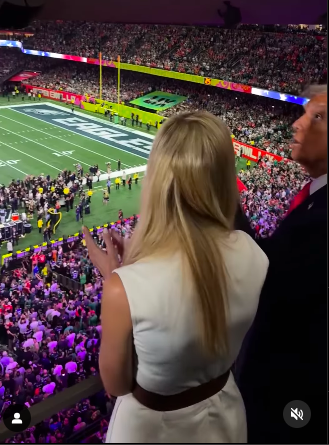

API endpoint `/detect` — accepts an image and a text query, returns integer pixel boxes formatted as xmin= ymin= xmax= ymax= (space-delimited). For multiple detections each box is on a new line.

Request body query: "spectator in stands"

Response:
xmin=20 ymin=22 xmax=326 ymax=94
xmin=73 ymin=417 xmax=86 ymax=431
xmin=0 ymin=232 xmax=120 ymax=442
xmin=83 ymin=111 xmax=269 ymax=442
xmin=237 ymin=158 xmax=309 ymax=236
xmin=19 ymin=62 xmax=301 ymax=157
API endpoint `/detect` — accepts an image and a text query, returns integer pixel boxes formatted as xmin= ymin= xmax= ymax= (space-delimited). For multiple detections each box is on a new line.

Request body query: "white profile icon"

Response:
xmin=12 ymin=413 xmax=23 ymax=424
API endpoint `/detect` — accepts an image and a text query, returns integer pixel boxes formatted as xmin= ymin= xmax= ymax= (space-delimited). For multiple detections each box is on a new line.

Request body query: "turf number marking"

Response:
xmin=0 ymin=160 xmax=21 ymax=167
xmin=52 ymin=151 xmax=75 ymax=157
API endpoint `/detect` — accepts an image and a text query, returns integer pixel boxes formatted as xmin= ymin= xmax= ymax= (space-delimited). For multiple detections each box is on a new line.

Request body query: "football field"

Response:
xmin=0 ymin=100 xmax=251 ymax=254
xmin=0 ymin=102 xmax=152 ymax=253
xmin=0 ymin=102 xmax=150 ymax=184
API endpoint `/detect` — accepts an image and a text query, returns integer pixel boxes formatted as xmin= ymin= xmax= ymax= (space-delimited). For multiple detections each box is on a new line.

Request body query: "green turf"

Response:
xmin=0 ymin=97 xmax=251 ymax=255
xmin=0 ymin=181 xmax=142 ymax=254
xmin=0 ymin=96 xmax=158 ymax=136
xmin=0 ymin=98 xmax=147 ymax=254
xmin=0 ymin=107 xmax=147 ymax=184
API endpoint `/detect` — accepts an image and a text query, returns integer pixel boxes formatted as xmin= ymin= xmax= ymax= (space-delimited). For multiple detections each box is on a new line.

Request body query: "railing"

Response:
xmin=0 ymin=375 xmax=103 ymax=442
xmin=54 ymin=272 xmax=84 ymax=292
xmin=67 ymin=413 xmax=108 ymax=444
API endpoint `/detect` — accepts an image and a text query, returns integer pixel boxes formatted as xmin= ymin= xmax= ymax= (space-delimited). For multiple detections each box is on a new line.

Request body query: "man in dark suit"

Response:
xmin=235 ymin=85 xmax=327 ymax=444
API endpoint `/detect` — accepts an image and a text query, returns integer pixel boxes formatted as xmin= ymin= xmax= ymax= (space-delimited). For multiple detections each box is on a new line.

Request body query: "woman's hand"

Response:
xmin=82 ymin=226 xmax=119 ymax=280
xmin=111 ymin=229 xmax=129 ymax=260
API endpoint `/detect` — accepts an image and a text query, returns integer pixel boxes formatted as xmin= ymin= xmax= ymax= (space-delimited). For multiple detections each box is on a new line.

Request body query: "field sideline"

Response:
xmin=0 ymin=99 xmax=252 ymax=254
xmin=0 ymin=101 xmax=152 ymax=184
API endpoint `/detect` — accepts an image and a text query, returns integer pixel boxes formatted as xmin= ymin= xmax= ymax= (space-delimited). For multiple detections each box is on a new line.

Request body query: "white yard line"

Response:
xmin=0 ymin=111 xmax=132 ymax=169
xmin=0 ymin=103 xmax=152 ymax=162
xmin=49 ymin=103 xmax=155 ymax=139
xmin=0 ymin=144 xmax=29 ymax=176
xmin=3 ymin=101 xmax=155 ymax=140
xmin=0 ymin=104 xmax=30 ymax=109
xmin=0 ymin=125 xmax=106 ymax=173
xmin=0 ymin=102 xmax=48 ymax=109
xmin=2 ymin=163 xmax=29 ymax=176
xmin=11 ymin=106 xmax=149 ymax=160
xmin=0 ymin=140 xmax=60 ymax=173
xmin=92 ymin=174 xmax=145 ymax=189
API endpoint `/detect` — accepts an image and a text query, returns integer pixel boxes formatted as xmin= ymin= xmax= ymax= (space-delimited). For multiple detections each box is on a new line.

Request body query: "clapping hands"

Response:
xmin=82 ymin=226 xmax=128 ymax=280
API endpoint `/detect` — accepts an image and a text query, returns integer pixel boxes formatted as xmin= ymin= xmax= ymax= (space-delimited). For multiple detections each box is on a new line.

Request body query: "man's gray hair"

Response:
xmin=301 ymin=84 xmax=327 ymax=99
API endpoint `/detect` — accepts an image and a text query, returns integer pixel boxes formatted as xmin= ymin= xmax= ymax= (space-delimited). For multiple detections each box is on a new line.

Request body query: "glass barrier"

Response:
xmin=0 ymin=376 xmax=116 ymax=443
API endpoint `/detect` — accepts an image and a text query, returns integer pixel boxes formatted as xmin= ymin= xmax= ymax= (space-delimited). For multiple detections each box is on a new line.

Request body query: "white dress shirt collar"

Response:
xmin=310 ymin=174 xmax=327 ymax=195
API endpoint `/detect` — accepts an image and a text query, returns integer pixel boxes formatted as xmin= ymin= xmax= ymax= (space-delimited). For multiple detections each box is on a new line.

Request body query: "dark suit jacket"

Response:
xmin=234 ymin=184 xmax=327 ymax=444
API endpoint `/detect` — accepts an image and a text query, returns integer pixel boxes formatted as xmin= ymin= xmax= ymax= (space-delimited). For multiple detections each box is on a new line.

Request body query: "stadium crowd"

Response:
xmin=21 ymin=22 xmax=327 ymax=94
xmin=238 ymin=158 xmax=308 ymax=237
xmin=0 ymin=19 xmax=321 ymax=442
xmin=0 ymin=167 xmax=101 ymax=246
xmin=19 ymin=61 xmax=300 ymax=157
xmin=0 ymin=243 xmax=103 ymax=442
xmin=0 ymin=212 xmax=138 ymax=443
xmin=0 ymin=153 xmax=310 ymax=442
xmin=0 ymin=49 xmax=24 ymax=81
xmin=0 ymin=90 xmax=309 ymax=440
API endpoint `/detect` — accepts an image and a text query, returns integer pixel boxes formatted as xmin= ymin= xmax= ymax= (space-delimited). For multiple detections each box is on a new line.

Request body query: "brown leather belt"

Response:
xmin=132 ymin=370 xmax=230 ymax=412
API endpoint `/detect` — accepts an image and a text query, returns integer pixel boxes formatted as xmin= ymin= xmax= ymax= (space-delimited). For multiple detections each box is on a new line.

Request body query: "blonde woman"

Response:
xmin=83 ymin=111 xmax=269 ymax=443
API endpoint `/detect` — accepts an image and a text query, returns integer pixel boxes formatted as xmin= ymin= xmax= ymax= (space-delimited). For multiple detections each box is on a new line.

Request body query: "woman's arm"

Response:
xmin=99 ymin=274 xmax=134 ymax=397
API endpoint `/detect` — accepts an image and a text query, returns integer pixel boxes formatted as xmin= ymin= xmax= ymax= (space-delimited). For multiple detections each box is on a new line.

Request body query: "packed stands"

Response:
xmin=19 ymin=61 xmax=301 ymax=157
xmin=0 ymin=211 xmax=138 ymax=443
xmin=0 ymin=148 xmax=310 ymax=443
xmin=0 ymin=152 xmax=309 ymax=443
xmin=0 ymin=49 xmax=23 ymax=81
xmin=21 ymin=22 xmax=327 ymax=94
xmin=0 ymin=19 xmax=324 ymax=444
xmin=238 ymin=158 xmax=308 ymax=237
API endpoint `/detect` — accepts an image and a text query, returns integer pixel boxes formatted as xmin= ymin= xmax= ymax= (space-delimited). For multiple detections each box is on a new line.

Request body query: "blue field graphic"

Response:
xmin=12 ymin=104 xmax=154 ymax=160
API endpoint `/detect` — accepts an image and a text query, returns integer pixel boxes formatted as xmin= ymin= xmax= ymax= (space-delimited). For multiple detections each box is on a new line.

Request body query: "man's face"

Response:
xmin=291 ymin=93 xmax=327 ymax=171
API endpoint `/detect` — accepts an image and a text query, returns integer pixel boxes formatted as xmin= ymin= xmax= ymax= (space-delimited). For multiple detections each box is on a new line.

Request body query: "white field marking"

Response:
xmin=92 ymin=174 xmax=145 ymax=189
xmin=3 ymin=101 xmax=155 ymax=140
xmin=0 ymin=162 xmax=29 ymax=176
xmin=0 ymin=103 xmax=45 ymax=109
xmin=51 ymin=103 xmax=155 ymax=140
xmin=0 ymin=111 xmax=132 ymax=169
xmin=1 ymin=103 xmax=152 ymax=162
xmin=12 ymin=106 xmax=150 ymax=160
xmin=0 ymin=146 xmax=29 ymax=175
xmin=0 ymin=140 xmax=59 ymax=172
xmin=1 ymin=162 xmax=28 ymax=176
xmin=0 ymin=125 xmax=106 ymax=173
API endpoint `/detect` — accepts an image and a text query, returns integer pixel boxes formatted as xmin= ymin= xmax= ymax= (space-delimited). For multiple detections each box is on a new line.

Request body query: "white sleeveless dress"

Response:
xmin=106 ymin=230 xmax=269 ymax=443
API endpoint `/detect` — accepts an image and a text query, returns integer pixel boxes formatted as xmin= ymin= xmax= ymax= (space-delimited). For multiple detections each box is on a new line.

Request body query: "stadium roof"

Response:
xmin=37 ymin=0 xmax=326 ymax=26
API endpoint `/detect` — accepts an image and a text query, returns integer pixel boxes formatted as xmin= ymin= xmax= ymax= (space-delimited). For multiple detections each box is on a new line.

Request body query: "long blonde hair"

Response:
xmin=125 ymin=111 xmax=239 ymax=356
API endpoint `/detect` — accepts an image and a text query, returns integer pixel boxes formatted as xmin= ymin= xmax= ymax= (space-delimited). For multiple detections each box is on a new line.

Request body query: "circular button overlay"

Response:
xmin=2 ymin=403 xmax=32 ymax=433
xmin=283 ymin=400 xmax=311 ymax=429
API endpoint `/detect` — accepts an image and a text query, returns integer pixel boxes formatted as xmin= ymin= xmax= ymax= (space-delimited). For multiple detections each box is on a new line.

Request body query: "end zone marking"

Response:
xmin=0 ymin=110 xmax=133 ymax=168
